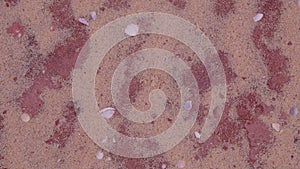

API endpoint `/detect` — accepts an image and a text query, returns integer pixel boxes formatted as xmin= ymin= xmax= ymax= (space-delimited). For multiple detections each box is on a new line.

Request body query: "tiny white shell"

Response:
xmin=106 ymin=156 xmax=112 ymax=161
xmin=90 ymin=11 xmax=97 ymax=21
xmin=125 ymin=23 xmax=139 ymax=36
xmin=78 ymin=18 xmax=89 ymax=26
xmin=253 ymin=13 xmax=264 ymax=22
xmin=184 ymin=100 xmax=192 ymax=111
xmin=96 ymin=151 xmax=104 ymax=160
xmin=194 ymin=131 xmax=201 ymax=139
xmin=21 ymin=113 xmax=30 ymax=122
xmin=100 ymin=107 xmax=115 ymax=119
xmin=271 ymin=123 xmax=280 ymax=132
xmin=161 ymin=164 xmax=167 ymax=169
xmin=290 ymin=106 xmax=299 ymax=116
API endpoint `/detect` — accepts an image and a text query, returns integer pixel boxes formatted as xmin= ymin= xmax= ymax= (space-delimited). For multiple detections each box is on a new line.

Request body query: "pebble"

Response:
xmin=21 ymin=113 xmax=30 ymax=122
xmin=78 ymin=18 xmax=89 ymax=26
xmin=253 ymin=13 xmax=264 ymax=22
xmin=161 ymin=164 xmax=167 ymax=169
xmin=176 ymin=160 xmax=185 ymax=168
xmin=100 ymin=107 xmax=115 ymax=119
xmin=272 ymin=123 xmax=280 ymax=132
xmin=90 ymin=11 xmax=97 ymax=21
xmin=96 ymin=151 xmax=104 ymax=160
xmin=290 ymin=106 xmax=299 ymax=116
xmin=125 ymin=23 xmax=139 ymax=36
xmin=194 ymin=131 xmax=201 ymax=139
xmin=184 ymin=100 xmax=192 ymax=111
xmin=106 ymin=156 xmax=112 ymax=161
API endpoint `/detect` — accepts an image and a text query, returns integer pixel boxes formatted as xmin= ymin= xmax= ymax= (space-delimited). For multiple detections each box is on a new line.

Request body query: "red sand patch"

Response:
xmin=7 ymin=22 xmax=24 ymax=38
xmin=0 ymin=115 xmax=4 ymax=131
xmin=236 ymin=93 xmax=274 ymax=122
xmin=214 ymin=0 xmax=235 ymax=17
xmin=18 ymin=0 xmax=88 ymax=148
xmin=236 ymin=93 xmax=274 ymax=166
xmin=19 ymin=0 xmax=88 ymax=118
xmin=45 ymin=102 xmax=77 ymax=148
xmin=218 ymin=50 xmax=237 ymax=83
xmin=245 ymin=120 xmax=272 ymax=164
xmin=196 ymin=92 xmax=274 ymax=167
xmin=103 ymin=0 xmax=131 ymax=11
xmin=252 ymin=0 xmax=290 ymax=93
xmin=4 ymin=0 xmax=19 ymax=7
xmin=167 ymin=0 xmax=187 ymax=10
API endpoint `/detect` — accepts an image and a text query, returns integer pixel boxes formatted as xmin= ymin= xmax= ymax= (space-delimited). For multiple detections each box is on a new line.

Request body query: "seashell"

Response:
xmin=253 ymin=13 xmax=264 ymax=22
xmin=78 ymin=17 xmax=89 ymax=26
xmin=125 ymin=23 xmax=139 ymax=36
xmin=100 ymin=107 xmax=115 ymax=119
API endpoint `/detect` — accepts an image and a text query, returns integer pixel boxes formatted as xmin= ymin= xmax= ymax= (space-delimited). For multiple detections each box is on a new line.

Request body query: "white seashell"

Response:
xmin=194 ymin=131 xmax=201 ymax=139
xmin=78 ymin=18 xmax=89 ymax=26
xmin=184 ymin=100 xmax=192 ymax=111
xmin=106 ymin=156 xmax=112 ymax=161
xmin=96 ymin=151 xmax=104 ymax=160
xmin=161 ymin=164 xmax=167 ymax=169
xmin=253 ymin=13 xmax=264 ymax=22
xmin=271 ymin=123 xmax=280 ymax=132
xmin=21 ymin=113 xmax=30 ymax=122
xmin=290 ymin=106 xmax=299 ymax=116
xmin=125 ymin=23 xmax=139 ymax=36
xmin=100 ymin=107 xmax=115 ymax=119
xmin=90 ymin=11 xmax=97 ymax=21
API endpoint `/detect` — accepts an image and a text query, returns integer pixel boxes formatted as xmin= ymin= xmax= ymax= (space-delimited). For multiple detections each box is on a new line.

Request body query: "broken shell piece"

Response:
xmin=194 ymin=131 xmax=201 ymax=139
xmin=21 ymin=113 xmax=30 ymax=122
xmin=161 ymin=164 xmax=167 ymax=169
xmin=90 ymin=11 xmax=97 ymax=20
xmin=290 ymin=106 xmax=299 ymax=116
xmin=100 ymin=107 xmax=115 ymax=119
xmin=125 ymin=23 xmax=139 ymax=36
xmin=253 ymin=13 xmax=264 ymax=22
xmin=96 ymin=151 xmax=104 ymax=160
xmin=176 ymin=160 xmax=185 ymax=168
xmin=78 ymin=18 xmax=89 ymax=26
xmin=184 ymin=100 xmax=192 ymax=111
xmin=272 ymin=123 xmax=280 ymax=132
xmin=106 ymin=156 xmax=112 ymax=161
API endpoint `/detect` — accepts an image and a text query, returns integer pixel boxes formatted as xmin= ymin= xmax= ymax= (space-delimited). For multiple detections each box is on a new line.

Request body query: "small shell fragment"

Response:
xmin=184 ymin=100 xmax=192 ymax=111
xmin=290 ymin=106 xmax=299 ymax=116
xmin=78 ymin=18 xmax=89 ymax=26
xmin=90 ymin=11 xmax=97 ymax=20
xmin=96 ymin=151 xmax=104 ymax=160
xmin=125 ymin=23 xmax=139 ymax=36
xmin=100 ymin=107 xmax=115 ymax=119
xmin=176 ymin=160 xmax=185 ymax=168
xmin=272 ymin=123 xmax=280 ymax=132
xmin=161 ymin=164 xmax=167 ymax=169
xmin=253 ymin=13 xmax=264 ymax=22
xmin=106 ymin=156 xmax=112 ymax=161
xmin=194 ymin=131 xmax=201 ymax=139
xmin=21 ymin=113 xmax=30 ymax=122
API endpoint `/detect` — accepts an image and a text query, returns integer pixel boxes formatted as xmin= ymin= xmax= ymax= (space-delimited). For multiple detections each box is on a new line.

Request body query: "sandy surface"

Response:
xmin=0 ymin=0 xmax=299 ymax=169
